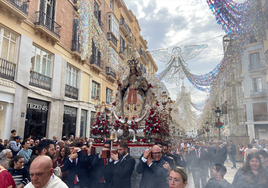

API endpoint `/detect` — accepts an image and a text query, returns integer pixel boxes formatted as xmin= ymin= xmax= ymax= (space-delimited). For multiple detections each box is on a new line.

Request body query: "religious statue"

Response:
xmin=114 ymin=57 xmax=151 ymax=120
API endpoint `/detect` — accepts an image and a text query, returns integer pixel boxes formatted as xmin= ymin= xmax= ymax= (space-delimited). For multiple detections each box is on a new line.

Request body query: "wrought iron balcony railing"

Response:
xmin=0 ymin=58 xmax=16 ymax=81
xmin=90 ymin=55 xmax=103 ymax=69
xmin=248 ymin=61 xmax=266 ymax=71
xmin=29 ymin=70 xmax=51 ymax=91
xmin=251 ymin=89 xmax=266 ymax=97
xmin=72 ymin=39 xmax=81 ymax=53
xmin=6 ymin=0 xmax=29 ymax=15
xmin=35 ymin=11 xmax=61 ymax=38
xmin=120 ymin=18 xmax=131 ymax=35
xmin=65 ymin=84 xmax=79 ymax=100
xmin=106 ymin=67 xmax=116 ymax=79
xmin=139 ymin=47 xmax=149 ymax=63
xmin=107 ymin=33 xmax=117 ymax=47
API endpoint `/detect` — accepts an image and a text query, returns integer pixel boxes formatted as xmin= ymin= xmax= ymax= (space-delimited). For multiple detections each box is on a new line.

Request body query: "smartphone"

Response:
xmin=91 ymin=146 xmax=96 ymax=155
xmin=82 ymin=149 xmax=88 ymax=155
xmin=102 ymin=150 xmax=111 ymax=159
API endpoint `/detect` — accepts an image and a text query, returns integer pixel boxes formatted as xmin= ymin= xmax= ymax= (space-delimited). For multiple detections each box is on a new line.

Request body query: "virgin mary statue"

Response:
xmin=115 ymin=57 xmax=149 ymax=120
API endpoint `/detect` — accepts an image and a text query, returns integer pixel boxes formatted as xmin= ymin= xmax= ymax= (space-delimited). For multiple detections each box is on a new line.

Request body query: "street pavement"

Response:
xmin=186 ymin=159 xmax=243 ymax=187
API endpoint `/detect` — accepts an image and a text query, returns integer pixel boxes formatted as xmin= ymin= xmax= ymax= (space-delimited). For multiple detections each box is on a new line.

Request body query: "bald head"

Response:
xmin=152 ymin=145 xmax=162 ymax=161
xmin=30 ymin=156 xmax=54 ymax=188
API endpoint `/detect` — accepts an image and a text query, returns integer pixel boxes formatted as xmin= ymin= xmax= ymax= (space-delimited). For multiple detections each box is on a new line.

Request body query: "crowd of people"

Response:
xmin=0 ymin=130 xmax=268 ymax=188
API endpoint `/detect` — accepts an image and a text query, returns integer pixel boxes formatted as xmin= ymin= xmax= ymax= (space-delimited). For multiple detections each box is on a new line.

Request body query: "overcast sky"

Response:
xmin=125 ymin=0 xmax=246 ymax=104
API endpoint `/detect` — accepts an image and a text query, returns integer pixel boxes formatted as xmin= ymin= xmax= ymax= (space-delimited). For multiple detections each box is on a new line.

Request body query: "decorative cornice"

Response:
xmin=0 ymin=78 xmax=16 ymax=88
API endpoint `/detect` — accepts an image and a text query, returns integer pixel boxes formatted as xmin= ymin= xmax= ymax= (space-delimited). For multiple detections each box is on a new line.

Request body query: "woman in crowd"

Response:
xmin=0 ymin=149 xmax=12 ymax=169
xmin=232 ymin=153 xmax=268 ymax=188
xmin=54 ymin=145 xmax=70 ymax=182
xmin=238 ymin=142 xmax=247 ymax=163
xmin=8 ymin=155 xmax=30 ymax=188
xmin=169 ymin=166 xmax=188 ymax=188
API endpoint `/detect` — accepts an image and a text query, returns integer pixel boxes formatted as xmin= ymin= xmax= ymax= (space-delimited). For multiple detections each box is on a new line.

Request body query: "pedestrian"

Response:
xmin=54 ymin=145 xmax=70 ymax=183
xmin=28 ymin=145 xmax=38 ymax=165
xmin=136 ymin=145 xmax=169 ymax=188
xmin=62 ymin=142 xmax=91 ymax=188
xmin=104 ymin=141 xmax=135 ymax=188
xmin=25 ymin=155 xmax=68 ymax=188
xmin=264 ymin=143 xmax=268 ymax=152
xmin=232 ymin=153 xmax=268 ymax=188
xmin=155 ymin=141 xmax=174 ymax=169
xmin=244 ymin=144 xmax=253 ymax=162
xmin=169 ymin=166 xmax=188 ymax=188
xmin=228 ymin=140 xmax=236 ymax=169
xmin=37 ymin=139 xmax=56 ymax=160
xmin=205 ymin=164 xmax=231 ymax=188
xmin=210 ymin=140 xmax=227 ymax=173
xmin=238 ymin=142 xmax=247 ymax=163
xmin=10 ymin=135 xmax=22 ymax=157
xmin=9 ymin=129 xmax=17 ymax=141
xmin=8 ymin=155 xmax=30 ymax=187
xmin=0 ymin=138 xmax=5 ymax=152
xmin=257 ymin=150 xmax=268 ymax=172
xmin=0 ymin=149 xmax=13 ymax=169
xmin=53 ymin=136 xmax=57 ymax=144
xmin=188 ymin=140 xmax=209 ymax=188
xmin=91 ymin=140 xmax=112 ymax=188
xmin=17 ymin=140 xmax=32 ymax=170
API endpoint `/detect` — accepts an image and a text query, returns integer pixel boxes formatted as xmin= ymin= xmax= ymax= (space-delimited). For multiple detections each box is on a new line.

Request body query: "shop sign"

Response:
xmin=64 ymin=110 xmax=77 ymax=116
xmin=27 ymin=103 xmax=48 ymax=111
xmin=259 ymin=129 xmax=267 ymax=132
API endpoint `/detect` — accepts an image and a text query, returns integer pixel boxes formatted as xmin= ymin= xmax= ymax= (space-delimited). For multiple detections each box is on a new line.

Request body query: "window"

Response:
xmin=107 ymin=13 xmax=119 ymax=39
xmin=72 ymin=19 xmax=80 ymax=52
xmin=140 ymin=63 xmax=143 ymax=72
xmin=80 ymin=110 xmax=87 ymax=138
xmin=39 ymin=0 xmax=56 ymax=28
xmin=66 ymin=64 xmax=78 ymax=88
xmin=144 ymin=68 xmax=147 ymax=74
xmin=93 ymin=0 xmax=101 ymax=26
xmin=120 ymin=36 xmax=125 ymax=53
xmin=110 ymin=0 xmax=113 ymax=10
xmin=252 ymin=77 xmax=263 ymax=93
xmin=31 ymin=45 xmax=52 ymax=77
xmin=0 ymin=27 xmax=18 ymax=63
xmin=92 ymin=81 xmax=100 ymax=99
xmin=249 ymin=36 xmax=257 ymax=44
xmin=249 ymin=52 xmax=260 ymax=70
xmin=253 ymin=103 xmax=268 ymax=121
xmin=106 ymin=88 xmax=113 ymax=104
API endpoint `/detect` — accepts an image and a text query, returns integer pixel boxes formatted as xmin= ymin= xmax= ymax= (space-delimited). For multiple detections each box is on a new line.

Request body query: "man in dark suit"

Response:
xmin=188 ymin=140 xmax=209 ymax=188
xmin=210 ymin=140 xmax=227 ymax=173
xmin=62 ymin=142 xmax=91 ymax=188
xmin=91 ymin=140 xmax=111 ymax=188
xmin=155 ymin=141 xmax=174 ymax=169
xmin=104 ymin=141 xmax=135 ymax=188
xmin=136 ymin=145 xmax=169 ymax=188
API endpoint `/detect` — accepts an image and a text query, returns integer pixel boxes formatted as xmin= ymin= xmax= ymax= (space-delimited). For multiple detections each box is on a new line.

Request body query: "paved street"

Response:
xmin=186 ymin=159 xmax=243 ymax=187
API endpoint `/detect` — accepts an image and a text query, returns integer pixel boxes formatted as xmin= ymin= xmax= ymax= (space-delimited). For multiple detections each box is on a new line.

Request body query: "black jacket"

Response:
xmin=62 ymin=151 xmax=91 ymax=187
xmin=104 ymin=154 xmax=135 ymax=188
xmin=188 ymin=148 xmax=209 ymax=172
xmin=162 ymin=155 xmax=174 ymax=169
xmin=136 ymin=157 xmax=168 ymax=188
xmin=205 ymin=177 xmax=231 ymax=188
xmin=228 ymin=143 xmax=236 ymax=155
xmin=210 ymin=147 xmax=227 ymax=165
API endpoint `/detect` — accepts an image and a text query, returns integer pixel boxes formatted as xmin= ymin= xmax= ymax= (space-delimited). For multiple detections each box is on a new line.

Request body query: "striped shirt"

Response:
xmin=8 ymin=167 xmax=30 ymax=186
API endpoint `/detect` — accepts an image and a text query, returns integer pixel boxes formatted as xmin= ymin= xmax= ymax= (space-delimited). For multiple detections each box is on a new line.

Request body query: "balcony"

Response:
xmin=72 ymin=39 xmax=81 ymax=53
xmin=251 ymin=89 xmax=266 ymax=97
xmin=248 ymin=61 xmax=266 ymax=71
xmin=34 ymin=11 xmax=61 ymax=43
xmin=65 ymin=84 xmax=79 ymax=100
xmin=0 ymin=0 xmax=29 ymax=23
xmin=120 ymin=18 xmax=131 ymax=36
xmin=107 ymin=33 xmax=117 ymax=49
xmin=139 ymin=47 xmax=149 ymax=64
xmin=0 ymin=58 xmax=16 ymax=81
xmin=106 ymin=67 xmax=116 ymax=83
xmin=90 ymin=55 xmax=103 ymax=74
xmin=29 ymin=70 xmax=51 ymax=91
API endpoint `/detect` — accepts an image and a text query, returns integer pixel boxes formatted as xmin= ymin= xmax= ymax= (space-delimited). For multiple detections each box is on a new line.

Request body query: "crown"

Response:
xmin=127 ymin=56 xmax=139 ymax=68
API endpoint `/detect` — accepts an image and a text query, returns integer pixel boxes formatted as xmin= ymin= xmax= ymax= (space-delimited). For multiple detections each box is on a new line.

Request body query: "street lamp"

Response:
xmin=205 ymin=121 xmax=210 ymax=142
xmin=215 ymin=107 xmax=223 ymax=140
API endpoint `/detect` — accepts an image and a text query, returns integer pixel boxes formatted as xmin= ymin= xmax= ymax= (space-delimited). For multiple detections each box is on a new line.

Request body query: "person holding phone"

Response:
xmin=136 ymin=145 xmax=170 ymax=188
xmin=91 ymin=140 xmax=112 ymax=188
xmin=62 ymin=142 xmax=91 ymax=188
xmin=104 ymin=141 xmax=135 ymax=188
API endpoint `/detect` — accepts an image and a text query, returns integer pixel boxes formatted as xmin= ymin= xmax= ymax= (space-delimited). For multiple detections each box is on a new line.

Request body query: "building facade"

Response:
xmin=0 ymin=0 xmax=157 ymax=140
xmin=242 ymin=38 xmax=268 ymax=140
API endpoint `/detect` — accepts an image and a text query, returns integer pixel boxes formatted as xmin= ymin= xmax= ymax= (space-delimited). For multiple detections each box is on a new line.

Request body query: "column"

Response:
xmin=86 ymin=110 xmax=91 ymax=138
xmin=76 ymin=107 xmax=82 ymax=137
xmin=12 ymin=34 xmax=32 ymax=136
xmin=247 ymin=124 xmax=255 ymax=141
xmin=89 ymin=76 xmax=92 ymax=103
xmin=3 ymin=103 xmax=13 ymax=140
xmin=47 ymin=54 xmax=66 ymax=139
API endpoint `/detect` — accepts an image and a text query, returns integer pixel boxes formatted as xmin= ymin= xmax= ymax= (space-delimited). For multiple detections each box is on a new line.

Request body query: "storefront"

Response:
xmin=24 ymin=98 xmax=49 ymax=140
xmin=255 ymin=124 xmax=268 ymax=139
xmin=62 ymin=106 xmax=77 ymax=138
